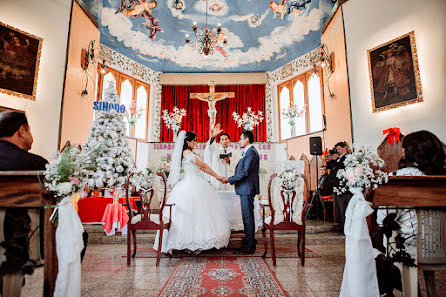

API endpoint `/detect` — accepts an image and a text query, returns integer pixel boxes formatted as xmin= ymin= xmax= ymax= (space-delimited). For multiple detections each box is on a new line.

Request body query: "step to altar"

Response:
xmin=83 ymin=219 xmax=337 ymax=234
xmin=86 ymin=231 xmax=344 ymax=245
xmin=84 ymin=219 xmax=343 ymax=245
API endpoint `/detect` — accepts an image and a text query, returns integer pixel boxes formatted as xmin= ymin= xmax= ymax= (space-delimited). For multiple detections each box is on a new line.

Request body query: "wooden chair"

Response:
xmin=125 ymin=172 xmax=173 ymax=267
xmin=320 ymin=194 xmax=336 ymax=222
xmin=261 ymin=172 xmax=309 ymax=266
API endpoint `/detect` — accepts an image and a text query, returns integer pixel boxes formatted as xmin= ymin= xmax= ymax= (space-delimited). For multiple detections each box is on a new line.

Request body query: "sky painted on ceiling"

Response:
xmin=84 ymin=0 xmax=335 ymax=72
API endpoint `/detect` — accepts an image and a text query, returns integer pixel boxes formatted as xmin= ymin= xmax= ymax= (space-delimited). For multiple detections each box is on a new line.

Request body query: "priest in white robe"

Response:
xmin=204 ymin=124 xmax=237 ymax=190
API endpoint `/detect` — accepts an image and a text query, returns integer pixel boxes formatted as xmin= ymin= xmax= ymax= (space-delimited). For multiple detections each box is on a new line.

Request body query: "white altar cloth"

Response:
xmin=216 ymin=191 xmax=261 ymax=231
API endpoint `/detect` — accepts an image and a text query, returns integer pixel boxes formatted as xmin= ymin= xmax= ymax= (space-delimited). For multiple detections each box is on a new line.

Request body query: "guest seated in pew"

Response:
xmin=0 ymin=111 xmax=48 ymax=290
xmin=374 ymin=130 xmax=445 ymax=297
xmin=317 ymin=165 xmax=333 ymax=197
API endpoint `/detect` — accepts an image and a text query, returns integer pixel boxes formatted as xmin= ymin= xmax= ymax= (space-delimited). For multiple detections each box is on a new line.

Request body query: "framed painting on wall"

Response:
xmin=367 ymin=31 xmax=422 ymax=113
xmin=0 ymin=21 xmax=43 ymax=101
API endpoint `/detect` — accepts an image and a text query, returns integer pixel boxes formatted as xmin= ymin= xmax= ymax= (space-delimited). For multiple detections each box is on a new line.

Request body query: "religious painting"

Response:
xmin=0 ymin=22 xmax=43 ymax=101
xmin=367 ymin=31 xmax=422 ymax=113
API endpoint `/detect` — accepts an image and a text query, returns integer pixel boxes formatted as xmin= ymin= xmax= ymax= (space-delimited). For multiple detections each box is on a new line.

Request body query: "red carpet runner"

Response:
xmin=158 ymin=257 xmax=288 ymax=297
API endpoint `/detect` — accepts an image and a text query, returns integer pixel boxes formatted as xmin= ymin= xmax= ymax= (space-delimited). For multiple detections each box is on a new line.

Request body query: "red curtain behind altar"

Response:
xmin=160 ymin=84 xmax=266 ymax=142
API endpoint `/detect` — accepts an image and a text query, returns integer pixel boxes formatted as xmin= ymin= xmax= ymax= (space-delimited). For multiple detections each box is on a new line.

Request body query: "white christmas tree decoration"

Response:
xmin=77 ymin=82 xmax=136 ymax=190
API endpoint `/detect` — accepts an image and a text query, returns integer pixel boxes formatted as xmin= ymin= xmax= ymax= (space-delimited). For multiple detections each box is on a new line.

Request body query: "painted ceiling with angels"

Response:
xmin=84 ymin=0 xmax=335 ymax=72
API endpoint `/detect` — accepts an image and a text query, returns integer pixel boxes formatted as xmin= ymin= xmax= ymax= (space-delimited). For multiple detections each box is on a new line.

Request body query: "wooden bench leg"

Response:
xmin=261 ymin=227 xmax=267 ymax=258
xmin=270 ymin=229 xmax=276 ymax=266
xmin=2 ymin=273 xmax=23 ymax=297
xmin=127 ymin=227 xmax=131 ymax=266
xmin=132 ymin=230 xmax=137 ymax=258
xmin=424 ymin=270 xmax=436 ymax=297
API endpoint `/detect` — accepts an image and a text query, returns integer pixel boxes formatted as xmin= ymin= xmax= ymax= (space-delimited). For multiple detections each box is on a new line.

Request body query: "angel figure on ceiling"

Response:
xmin=209 ymin=3 xmax=223 ymax=12
xmin=269 ymin=0 xmax=312 ymax=20
xmin=172 ymin=0 xmax=184 ymax=10
xmin=115 ymin=0 xmax=162 ymax=41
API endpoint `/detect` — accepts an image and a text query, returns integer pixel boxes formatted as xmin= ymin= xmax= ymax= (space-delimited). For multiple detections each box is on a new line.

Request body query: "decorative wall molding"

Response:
xmin=265 ymin=46 xmax=322 ymax=142
xmin=98 ymin=44 xmax=162 ymax=141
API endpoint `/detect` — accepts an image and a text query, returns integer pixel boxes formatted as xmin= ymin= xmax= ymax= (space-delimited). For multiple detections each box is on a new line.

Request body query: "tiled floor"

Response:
xmin=22 ymin=243 xmax=345 ymax=297
xmin=21 ymin=243 xmax=445 ymax=297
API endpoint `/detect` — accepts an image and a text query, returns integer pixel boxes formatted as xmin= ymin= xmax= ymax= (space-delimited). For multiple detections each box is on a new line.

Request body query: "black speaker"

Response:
xmin=309 ymin=137 xmax=322 ymax=155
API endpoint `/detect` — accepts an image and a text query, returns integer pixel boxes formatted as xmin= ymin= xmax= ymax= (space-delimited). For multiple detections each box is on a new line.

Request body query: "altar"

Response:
xmin=132 ymin=141 xmax=285 ymax=197
xmin=216 ymin=190 xmax=261 ymax=231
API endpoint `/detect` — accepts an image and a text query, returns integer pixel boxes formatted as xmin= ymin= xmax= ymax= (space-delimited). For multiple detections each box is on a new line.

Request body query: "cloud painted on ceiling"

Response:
xmin=84 ymin=0 xmax=335 ymax=72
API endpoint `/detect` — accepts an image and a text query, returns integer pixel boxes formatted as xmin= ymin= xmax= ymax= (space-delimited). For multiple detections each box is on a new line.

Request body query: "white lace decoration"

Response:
xmin=167 ymin=130 xmax=186 ymax=186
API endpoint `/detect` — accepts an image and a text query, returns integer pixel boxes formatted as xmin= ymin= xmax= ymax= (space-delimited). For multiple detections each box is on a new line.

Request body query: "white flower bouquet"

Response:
xmin=162 ymin=107 xmax=187 ymax=133
xmin=232 ymin=107 xmax=263 ymax=131
xmin=278 ymin=169 xmax=301 ymax=191
xmin=44 ymin=146 xmax=82 ymax=224
xmin=133 ymin=168 xmax=156 ymax=194
xmin=334 ymin=145 xmax=388 ymax=195
xmin=281 ymin=103 xmax=305 ymax=126
xmin=159 ymin=155 xmax=171 ymax=178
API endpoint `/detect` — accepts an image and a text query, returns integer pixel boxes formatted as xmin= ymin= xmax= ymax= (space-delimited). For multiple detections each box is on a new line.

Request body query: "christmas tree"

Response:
xmin=77 ymin=82 xmax=136 ymax=190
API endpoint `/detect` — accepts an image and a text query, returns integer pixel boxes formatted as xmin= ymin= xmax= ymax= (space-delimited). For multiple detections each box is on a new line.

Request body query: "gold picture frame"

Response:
xmin=367 ymin=31 xmax=422 ymax=113
xmin=0 ymin=21 xmax=43 ymax=101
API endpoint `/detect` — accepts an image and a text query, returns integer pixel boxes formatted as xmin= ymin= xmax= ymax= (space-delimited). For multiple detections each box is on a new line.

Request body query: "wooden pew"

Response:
xmin=372 ymin=175 xmax=446 ymax=208
xmin=0 ymin=171 xmax=57 ymax=297
xmin=372 ymin=175 xmax=446 ymax=297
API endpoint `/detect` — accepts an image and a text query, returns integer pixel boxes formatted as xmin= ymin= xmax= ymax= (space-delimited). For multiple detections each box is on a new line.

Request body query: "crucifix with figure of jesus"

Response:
xmin=190 ymin=81 xmax=235 ymax=134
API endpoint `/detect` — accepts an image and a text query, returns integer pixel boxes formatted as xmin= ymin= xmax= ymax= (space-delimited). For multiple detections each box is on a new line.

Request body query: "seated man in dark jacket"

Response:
xmin=317 ymin=165 xmax=333 ymax=197
xmin=0 ymin=111 xmax=48 ymax=289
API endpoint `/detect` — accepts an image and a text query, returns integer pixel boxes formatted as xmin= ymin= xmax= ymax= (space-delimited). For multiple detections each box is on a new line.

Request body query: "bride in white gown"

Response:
xmin=154 ymin=131 xmax=231 ymax=253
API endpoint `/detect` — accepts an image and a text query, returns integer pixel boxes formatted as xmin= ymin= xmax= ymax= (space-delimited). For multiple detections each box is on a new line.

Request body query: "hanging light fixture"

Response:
xmin=185 ymin=0 xmax=227 ymax=56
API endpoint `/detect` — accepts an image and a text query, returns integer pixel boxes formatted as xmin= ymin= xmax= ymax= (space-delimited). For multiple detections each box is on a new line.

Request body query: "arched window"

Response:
xmin=277 ymin=68 xmax=324 ymax=141
xmin=101 ymin=72 xmax=116 ymax=100
xmin=135 ymin=85 xmax=148 ymax=140
xmin=279 ymin=86 xmax=291 ymax=140
xmin=120 ymin=79 xmax=133 ymax=136
xmin=293 ymin=80 xmax=306 ymax=136
xmin=96 ymin=64 xmax=151 ymax=141
xmin=308 ymin=73 xmax=323 ymax=133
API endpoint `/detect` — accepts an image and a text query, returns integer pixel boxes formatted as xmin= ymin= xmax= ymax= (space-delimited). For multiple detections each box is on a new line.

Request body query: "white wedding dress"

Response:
xmin=154 ymin=153 xmax=231 ymax=253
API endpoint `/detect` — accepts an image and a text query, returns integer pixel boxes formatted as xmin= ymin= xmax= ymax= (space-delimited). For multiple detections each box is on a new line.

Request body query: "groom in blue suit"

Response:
xmin=222 ymin=130 xmax=259 ymax=254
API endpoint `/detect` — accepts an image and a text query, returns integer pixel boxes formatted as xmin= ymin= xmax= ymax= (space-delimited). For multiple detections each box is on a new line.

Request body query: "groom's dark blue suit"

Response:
xmin=228 ymin=145 xmax=259 ymax=251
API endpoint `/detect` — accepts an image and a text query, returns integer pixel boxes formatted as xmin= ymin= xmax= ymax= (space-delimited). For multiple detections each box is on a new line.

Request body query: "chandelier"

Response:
xmin=185 ymin=0 xmax=227 ymax=56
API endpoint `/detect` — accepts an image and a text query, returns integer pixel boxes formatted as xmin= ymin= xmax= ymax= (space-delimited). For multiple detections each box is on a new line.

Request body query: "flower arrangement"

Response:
xmin=162 ymin=107 xmax=187 ymax=134
xmin=334 ymin=145 xmax=388 ymax=195
xmin=232 ymin=107 xmax=263 ymax=131
xmin=133 ymin=168 xmax=156 ymax=194
xmin=281 ymin=103 xmax=305 ymax=126
xmin=44 ymin=146 xmax=81 ymax=224
xmin=277 ymin=169 xmax=301 ymax=191
xmin=133 ymin=168 xmax=156 ymax=203
xmin=126 ymin=103 xmax=144 ymax=126
xmin=159 ymin=155 xmax=172 ymax=177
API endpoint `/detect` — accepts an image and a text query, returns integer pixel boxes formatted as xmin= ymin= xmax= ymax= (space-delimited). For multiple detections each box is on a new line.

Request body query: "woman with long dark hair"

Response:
xmin=376 ymin=130 xmax=445 ymax=296
xmin=154 ymin=131 xmax=230 ymax=254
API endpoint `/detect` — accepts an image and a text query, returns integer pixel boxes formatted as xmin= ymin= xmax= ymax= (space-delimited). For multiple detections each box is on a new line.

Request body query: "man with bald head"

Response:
xmin=0 ymin=111 xmax=48 ymax=293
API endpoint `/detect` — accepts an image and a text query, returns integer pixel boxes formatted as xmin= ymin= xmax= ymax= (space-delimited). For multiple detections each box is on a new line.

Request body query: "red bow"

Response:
xmin=383 ymin=127 xmax=401 ymax=145
xmin=320 ymin=149 xmax=329 ymax=162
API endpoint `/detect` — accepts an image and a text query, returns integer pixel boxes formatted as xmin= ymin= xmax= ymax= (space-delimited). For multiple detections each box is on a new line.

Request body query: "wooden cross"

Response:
xmin=190 ymin=81 xmax=235 ymax=132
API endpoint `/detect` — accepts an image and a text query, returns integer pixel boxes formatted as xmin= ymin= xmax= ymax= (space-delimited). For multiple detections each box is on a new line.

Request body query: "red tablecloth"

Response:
xmin=101 ymin=204 xmax=129 ymax=236
xmin=78 ymin=197 xmax=139 ymax=223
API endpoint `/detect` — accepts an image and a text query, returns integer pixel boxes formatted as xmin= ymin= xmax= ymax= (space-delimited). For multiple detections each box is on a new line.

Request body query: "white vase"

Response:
xmin=290 ymin=124 xmax=296 ymax=137
xmin=172 ymin=130 xmax=178 ymax=142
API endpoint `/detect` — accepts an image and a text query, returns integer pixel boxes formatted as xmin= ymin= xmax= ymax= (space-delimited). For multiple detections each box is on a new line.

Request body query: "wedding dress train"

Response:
xmin=154 ymin=153 xmax=231 ymax=253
